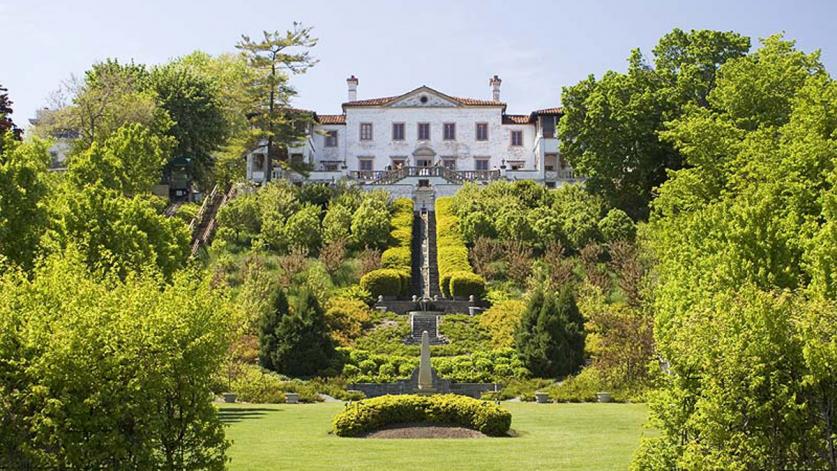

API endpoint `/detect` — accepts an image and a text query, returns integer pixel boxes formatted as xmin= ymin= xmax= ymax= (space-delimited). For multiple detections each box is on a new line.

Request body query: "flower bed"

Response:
xmin=332 ymin=394 xmax=512 ymax=437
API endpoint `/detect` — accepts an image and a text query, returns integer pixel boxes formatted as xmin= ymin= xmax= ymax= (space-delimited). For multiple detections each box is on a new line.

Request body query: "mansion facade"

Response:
xmin=246 ymin=75 xmax=580 ymax=193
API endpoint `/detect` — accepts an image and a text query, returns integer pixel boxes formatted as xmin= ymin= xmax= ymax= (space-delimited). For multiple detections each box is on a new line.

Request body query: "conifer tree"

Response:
xmin=515 ymin=287 xmax=586 ymax=377
xmin=258 ymin=288 xmax=289 ymax=372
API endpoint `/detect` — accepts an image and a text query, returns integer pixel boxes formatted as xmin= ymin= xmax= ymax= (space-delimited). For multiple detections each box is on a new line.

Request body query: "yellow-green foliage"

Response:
xmin=360 ymin=268 xmax=408 ymax=297
xmin=435 ymin=197 xmax=484 ymax=298
xmin=331 ymin=394 xmax=512 ymax=437
xmin=381 ymin=198 xmax=413 ymax=273
xmin=325 ymin=297 xmax=373 ymax=346
xmin=449 ymin=270 xmax=486 ymax=298
xmin=381 ymin=246 xmax=410 ymax=268
xmin=479 ymin=299 xmax=527 ymax=348
xmin=231 ymin=364 xmax=287 ymax=403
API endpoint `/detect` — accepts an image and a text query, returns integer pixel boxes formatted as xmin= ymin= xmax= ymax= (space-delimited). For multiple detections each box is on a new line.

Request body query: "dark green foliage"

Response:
xmin=0 ymin=84 xmax=21 ymax=144
xmin=149 ymin=63 xmax=228 ymax=188
xmin=259 ymin=289 xmax=289 ymax=372
xmin=460 ymin=211 xmax=497 ymax=244
xmin=515 ymin=288 xmax=586 ymax=378
xmin=331 ymin=394 xmax=512 ymax=437
xmin=559 ymin=29 xmax=750 ymax=218
xmin=267 ymin=291 xmax=335 ymax=377
xmin=298 ymin=183 xmax=334 ymax=208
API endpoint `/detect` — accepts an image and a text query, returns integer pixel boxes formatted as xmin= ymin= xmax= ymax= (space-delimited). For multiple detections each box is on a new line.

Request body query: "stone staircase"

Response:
xmin=405 ymin=312 xmax=447 ymax=344
xmin=426 ymin=210 xmax=441 ymax=299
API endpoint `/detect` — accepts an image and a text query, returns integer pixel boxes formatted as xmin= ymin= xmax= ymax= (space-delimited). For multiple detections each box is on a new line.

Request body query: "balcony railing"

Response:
xmin=351 ymin=166 xmax=501 ymax=184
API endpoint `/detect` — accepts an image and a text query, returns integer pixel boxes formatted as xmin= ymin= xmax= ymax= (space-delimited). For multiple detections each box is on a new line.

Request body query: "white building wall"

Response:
xmin=339 ymin=106 xmax=537 ymax=171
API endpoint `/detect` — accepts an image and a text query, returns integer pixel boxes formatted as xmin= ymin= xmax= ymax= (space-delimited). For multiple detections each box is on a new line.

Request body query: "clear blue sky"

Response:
xmin=3 ymin=0 xmax=835 ymax=127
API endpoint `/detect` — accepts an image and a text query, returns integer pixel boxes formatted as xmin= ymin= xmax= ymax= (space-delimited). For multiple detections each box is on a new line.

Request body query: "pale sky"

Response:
xmin=3 ymin=0 xmax=835 ymax=127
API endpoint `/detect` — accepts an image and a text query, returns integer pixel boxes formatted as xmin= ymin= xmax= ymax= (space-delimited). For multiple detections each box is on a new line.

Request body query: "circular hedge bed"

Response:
xmin=331 ymin=394 xmax=512 ymax=437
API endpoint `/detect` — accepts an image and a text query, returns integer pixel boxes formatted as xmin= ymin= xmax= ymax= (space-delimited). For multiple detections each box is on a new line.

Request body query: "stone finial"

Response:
xmin=489 ymin=75 xmax=502 ymax=101
xmin=347 ymin=75 xmax=359 ymax=102
xmin=377 ymin=295 xmax=383 ymax=303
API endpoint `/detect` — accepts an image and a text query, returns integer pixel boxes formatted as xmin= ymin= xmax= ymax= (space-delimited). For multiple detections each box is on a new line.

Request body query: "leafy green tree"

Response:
xmin=0 ymin=133 xmax=50 ymax=271
xmin=0 ymin=252 xmax=231 ymax=469
xmin=559 ymin=29 xmax=750 ymax=218
xmin=634 ymin=35 xmax=835 ymax=470
xmin=236 ymin=24 xmax=318 ymax=181
xmin=515 ymin=288 xmax=586 ymax=378
xmin=46 ymin=185 xmax=189 ymax=279
xmin=283 ymin=203 xmax=322 ymax=253
xmin=149 ymin=63 xmax=229 ymax=188
xmin=35 ymin=59 xmax=172 ymax=147
xmin=68 ymin=123 xmax=172 ymax=195
xmin=598 ymin=208 xmax=636 ymax=242
xmin=460 ymin=211 xmax=497 ymax=245
xmin=266 ymin=290 xmax=335 ymax=377
xmin=322 ymin=203 xmax=353 ymax=244
xmin=351 ymin=197 xmax=390 ymax=249
xmin=258 ymin=288 xmax=289 ymax=372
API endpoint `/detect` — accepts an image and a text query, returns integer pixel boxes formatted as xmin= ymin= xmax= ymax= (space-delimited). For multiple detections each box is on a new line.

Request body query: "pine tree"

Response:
xmin=515 ymin=287 xmax=586 ymax=377
xmin=0 ymin=84 xmax=22 ymax=146
xmin=258 ymin=289 xmax=289 ymax=371
xmin=269 ymin=290 xmax=334 ymax=377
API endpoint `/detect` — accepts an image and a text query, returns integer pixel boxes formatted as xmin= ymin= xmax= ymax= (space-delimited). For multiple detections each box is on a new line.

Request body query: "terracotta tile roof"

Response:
xmin=532 ymin=107 xmax=563 ymax=115
xmin=316 ymin=114 xmax=346 ymax=124
xmin=502 ymin=114 xmax=532 ymax=124
xmin=342 ymin=86 xmax=506 ymax=109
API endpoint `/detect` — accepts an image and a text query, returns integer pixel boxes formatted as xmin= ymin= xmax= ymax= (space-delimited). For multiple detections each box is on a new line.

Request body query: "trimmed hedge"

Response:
xmin=381 ymin=246 xmax=411 ymax=269
xmin=449 ymin=270 xmax=486 ymax=298
xmin=360 ymin=268 xmax=411 ymax=298
xmin=331 ymin=394 xmax=512 ymax=437
xmin=435 ymin=197 xmax=485 ymax=298
xmin=379 ymin=198 xmax=413 ymax=291
xmin=360 ymin=269 xmax=403 ymax=297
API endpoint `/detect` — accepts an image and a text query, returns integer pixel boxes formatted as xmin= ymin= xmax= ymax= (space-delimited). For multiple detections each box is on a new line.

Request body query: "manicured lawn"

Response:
xmin=221 ymin=401 xmax=649 ymax=470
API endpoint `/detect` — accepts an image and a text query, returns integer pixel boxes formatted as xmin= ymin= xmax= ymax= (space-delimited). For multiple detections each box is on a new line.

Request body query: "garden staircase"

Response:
xmin=189 ymin=185 xmax=236 ymax=256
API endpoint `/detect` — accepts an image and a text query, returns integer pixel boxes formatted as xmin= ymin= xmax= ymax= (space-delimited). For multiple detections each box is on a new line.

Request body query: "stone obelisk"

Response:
xmin=417 ymin=330 xmax=435 ymax=392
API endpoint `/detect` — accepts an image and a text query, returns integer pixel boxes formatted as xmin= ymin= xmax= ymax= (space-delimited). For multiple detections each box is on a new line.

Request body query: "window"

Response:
xmin=443 ymin=123 xmax=456 ymax=140
xmin=508 ymin=161 xmax=524 ymax=170
xmin=475 ymin=158 xmax=490 ymax=171
xmin=476 ymin=123 xmax=488 ymax=141
xmin=253 ymin=153 xmax=265 ymax=169
xmin=541 ymin=116 xmax=556 ymax=138
xmin=325 ymin=130 xmax=338 ymax=147
xmin=360 ymin=123 xmax=373 ymax=141
xmin=392 ymin=122 xmax=405 ymax=141
xmin=359 ymin=158 xmax=374 ymax=171
xmin=291 ymin=153 xmax=304 ymax=165
xmin=511 ymin=130 xmax=523 ymax=146
xmin=442 ymin=157 xmax=457 ymax=169
xmin=417 ymin=122 xmax=430 ymax=140
xmin=323 ymin=162 xmax=339 ymax=171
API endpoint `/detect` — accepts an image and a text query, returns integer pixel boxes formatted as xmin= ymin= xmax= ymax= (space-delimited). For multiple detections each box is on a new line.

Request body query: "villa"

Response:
xmin=246 ymin=75 xmax=580 ymax=196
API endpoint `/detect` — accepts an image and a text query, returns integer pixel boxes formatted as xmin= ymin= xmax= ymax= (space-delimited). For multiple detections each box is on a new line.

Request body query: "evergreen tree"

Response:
xmin=515 ymin=287 xmax=586 ymax=378
xmin=264 ymin=290 xmax=334 ymax=377
xmin=0 ymin=84 xmax=22 ymax=148
xmin=258 ymin=288 xmax=289 ymax=372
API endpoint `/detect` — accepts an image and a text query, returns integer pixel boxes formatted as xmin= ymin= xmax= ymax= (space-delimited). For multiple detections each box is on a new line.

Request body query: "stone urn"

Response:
xmin=534 ymin=391 xmax=550 ymax=404
xmin=596 ymin=391 xmax=612 ymax=403
xmin=222 ymin=392 xmax=237 ymax=403
xmin=285 ymin=392 xmax=300 ymax=404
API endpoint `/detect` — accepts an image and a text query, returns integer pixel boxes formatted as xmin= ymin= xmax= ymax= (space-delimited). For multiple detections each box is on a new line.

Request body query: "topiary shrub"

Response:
xmin=331 ymin=394 xmax=512 ymax=437
xmin=381 ymin=246 xmax=411 ymax=269
xmin=360 ymin=268 xmax=403 ymax=298
xmin=449 ymin=271 xmax=486 ymax=298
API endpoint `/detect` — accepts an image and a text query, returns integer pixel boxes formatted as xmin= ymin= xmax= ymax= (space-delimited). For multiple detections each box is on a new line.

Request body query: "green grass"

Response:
xmin=221 ymin=401 xmax=649 ymax=470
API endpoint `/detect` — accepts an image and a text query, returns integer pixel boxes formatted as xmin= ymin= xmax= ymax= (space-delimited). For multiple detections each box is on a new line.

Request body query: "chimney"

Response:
xmin=489 ymin=75 xmax=502 ymax=101
xmin=346 ymin=75 xmax=359 ymax=102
